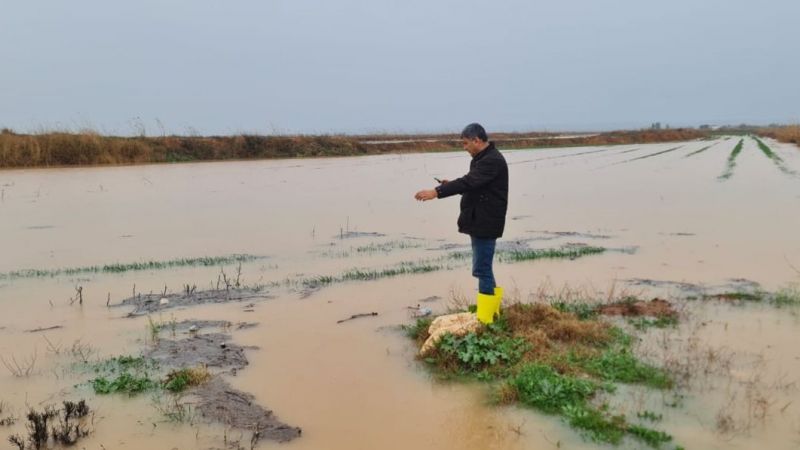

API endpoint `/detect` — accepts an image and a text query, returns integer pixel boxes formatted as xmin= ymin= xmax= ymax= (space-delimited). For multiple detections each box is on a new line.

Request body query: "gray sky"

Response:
xmin=2 ymin=0 xmax=798 ymax=135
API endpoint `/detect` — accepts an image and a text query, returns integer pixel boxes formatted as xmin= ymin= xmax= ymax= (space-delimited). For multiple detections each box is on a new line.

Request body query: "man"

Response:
xmin=414 ymin=123 xmax=509 ymax=323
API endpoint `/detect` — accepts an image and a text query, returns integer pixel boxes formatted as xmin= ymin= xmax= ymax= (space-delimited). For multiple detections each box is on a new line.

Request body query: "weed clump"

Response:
xmin=89 ymin=355 xmax=211 ymax=395
xmin=6 ymin=400 xmax=91 ymax=449
xmin=164 ymin=366 xmax=212 ymax=393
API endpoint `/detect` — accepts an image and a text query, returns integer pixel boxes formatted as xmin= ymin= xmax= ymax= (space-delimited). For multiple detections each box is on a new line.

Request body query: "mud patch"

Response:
xmin=193 ymin=378 xmax=302 ymax=443
xmin=148 ymin=321 xmax=301 ymax=444
xmin=597 ymin=298 xmax=677 ymax=318
xmin=147 ymin=333 xmax=252 ymax=374
xmin=118 ymin=287 xmax=272 ymax=316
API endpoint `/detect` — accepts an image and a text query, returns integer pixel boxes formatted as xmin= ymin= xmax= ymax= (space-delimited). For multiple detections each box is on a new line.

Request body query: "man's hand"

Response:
xmin=414 ymin=189 xmax=438 ymax=201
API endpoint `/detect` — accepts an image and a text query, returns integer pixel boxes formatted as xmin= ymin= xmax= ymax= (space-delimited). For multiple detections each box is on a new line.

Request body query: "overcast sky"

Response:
xmin=1 ymin=0 xmax=798 ymax=135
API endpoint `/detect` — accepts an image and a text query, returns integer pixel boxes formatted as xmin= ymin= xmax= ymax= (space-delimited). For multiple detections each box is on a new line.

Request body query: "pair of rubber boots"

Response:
xmin=476 ymin=286 xmax=503 ymax=324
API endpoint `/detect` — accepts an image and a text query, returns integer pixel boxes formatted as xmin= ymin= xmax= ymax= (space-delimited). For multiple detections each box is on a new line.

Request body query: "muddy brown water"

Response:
xmin=1 ymin=137 xmax=800 ymax=449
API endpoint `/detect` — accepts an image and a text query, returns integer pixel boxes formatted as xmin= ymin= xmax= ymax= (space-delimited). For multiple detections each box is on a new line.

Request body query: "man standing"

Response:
xmin=414 ymin=123 xmax=509 ymax=323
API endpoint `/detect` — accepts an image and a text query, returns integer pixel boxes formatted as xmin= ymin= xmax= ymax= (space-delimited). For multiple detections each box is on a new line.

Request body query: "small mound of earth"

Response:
xmin=147 ymin=322 xmax=301 ymax=444
xmin=597 ymin=298 xmax=676 ymax=318
xmin=117 ymin=287 xmax=272 ymax=316
xmin=194 ymin=378 xmax=302 ymax=443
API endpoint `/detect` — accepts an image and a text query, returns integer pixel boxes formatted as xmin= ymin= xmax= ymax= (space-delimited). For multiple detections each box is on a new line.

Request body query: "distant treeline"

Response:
xmin=0 ymin=128 xmax=710 ymax=169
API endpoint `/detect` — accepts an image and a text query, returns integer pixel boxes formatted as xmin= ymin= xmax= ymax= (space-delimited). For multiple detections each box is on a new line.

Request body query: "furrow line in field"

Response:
xmin=717 ymin=139 xmax=745 ymax=181
xmin=753 ymin=137 xmax=799 ymax=178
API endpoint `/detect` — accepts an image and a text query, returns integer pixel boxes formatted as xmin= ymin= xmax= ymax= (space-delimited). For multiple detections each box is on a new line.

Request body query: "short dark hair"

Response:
xmin=460 ymin=123 xmax=488 ymax=142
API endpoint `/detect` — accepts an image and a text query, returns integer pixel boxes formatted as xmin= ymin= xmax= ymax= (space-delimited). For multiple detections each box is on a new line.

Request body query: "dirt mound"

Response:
xmin=118 ymin=288 xmax=272 ymax=316
xmin=148 ymin=324 xmax=301 ymax=444
xmin=193 ymin=378 xmax=302 ymax=443
xmin=597 ymin=298 xmax=676 ymax=318
xmin=147 ymin=333 xmax=251 ymax=374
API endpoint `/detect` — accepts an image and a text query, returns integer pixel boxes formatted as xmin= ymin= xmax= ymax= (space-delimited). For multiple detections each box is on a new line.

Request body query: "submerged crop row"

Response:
xmin=0 ymin=254 xmax=265 ymax=281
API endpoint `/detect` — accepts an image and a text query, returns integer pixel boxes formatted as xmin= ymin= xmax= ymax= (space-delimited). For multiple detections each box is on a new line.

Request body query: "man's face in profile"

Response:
xmin=462 ymin=138 xmax=485 ymax=156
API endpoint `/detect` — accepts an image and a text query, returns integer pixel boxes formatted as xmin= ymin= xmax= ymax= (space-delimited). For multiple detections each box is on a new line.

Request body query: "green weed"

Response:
xmin=92 ymin=372 xmax=158 ymax=395
xmin=512 ymin=363 xmax=600 ymax=413
xmin=403 ymin=317 xmax=434 ymax=340
xmin=579 ymin=348 xmax=672 ymax=389
xmin=563 ymin=403 xmax=627 ymax=444
xmin=627 ymin=424 xmax=673 ymax=447
xmin=772 ymin=285 xmax=800 ymax=307
xmin=437 ymin=332 xmax=527 ymax=373
xmin=637 ymin=410 xmax=663 ymax=422
xmin=497 ymin=245 xmax=606 ymax=263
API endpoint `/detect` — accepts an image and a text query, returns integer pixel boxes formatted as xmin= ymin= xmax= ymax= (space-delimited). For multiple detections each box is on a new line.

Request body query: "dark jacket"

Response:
xmin=435 ymin=142 xmax=509 ymax=238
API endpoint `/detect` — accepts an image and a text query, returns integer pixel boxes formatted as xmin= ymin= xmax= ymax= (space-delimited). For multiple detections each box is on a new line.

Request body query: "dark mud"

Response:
xmin=150 ymin=321 xmax=302 ymax=444
xmin=118 ymin=287 xmax=272 ymax=316
xmin=194 ymin=378 xmax=302 ymax=443
xmin=147 ymin=333 xmax=252 ymax=375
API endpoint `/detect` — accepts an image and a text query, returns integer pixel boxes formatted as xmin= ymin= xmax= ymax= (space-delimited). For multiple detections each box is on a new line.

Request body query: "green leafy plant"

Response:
xmin=438 ymin=332 xmax=527 ymax=372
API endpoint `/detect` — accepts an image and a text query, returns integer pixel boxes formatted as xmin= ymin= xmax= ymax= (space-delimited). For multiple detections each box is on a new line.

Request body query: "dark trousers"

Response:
xmin=470 ymin=236 xmax=497 ymax=295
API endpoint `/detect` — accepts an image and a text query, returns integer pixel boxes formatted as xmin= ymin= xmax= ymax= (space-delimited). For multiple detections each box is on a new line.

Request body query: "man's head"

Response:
xmin=460 ymin=123 xmax=489 ymax=156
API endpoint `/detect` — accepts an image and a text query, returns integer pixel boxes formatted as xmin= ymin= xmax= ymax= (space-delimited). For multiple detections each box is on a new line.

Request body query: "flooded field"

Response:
xmin=1 ymin=136 xmax=800 ymax=449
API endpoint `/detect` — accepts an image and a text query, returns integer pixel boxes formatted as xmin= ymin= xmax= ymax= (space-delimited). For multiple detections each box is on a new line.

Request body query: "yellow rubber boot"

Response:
xmin=494 ymin=286 xmax=504 ymax=316
xmin=476 ymin=292 xmax=500 ymax=324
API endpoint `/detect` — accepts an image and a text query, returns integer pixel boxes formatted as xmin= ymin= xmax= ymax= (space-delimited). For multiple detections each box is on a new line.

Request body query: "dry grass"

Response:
xmin=505 ymin=303 xmax=612 ymax=349
xmin=0 ymin=128 xmax=709 ymax=168
xmin=759 ymin=125 xmax=800 ymax=146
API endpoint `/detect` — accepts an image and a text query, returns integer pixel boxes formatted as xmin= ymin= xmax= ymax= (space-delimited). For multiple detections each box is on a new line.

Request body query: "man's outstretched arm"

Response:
xmin=435 ymin=158 xmax=499 ymax=199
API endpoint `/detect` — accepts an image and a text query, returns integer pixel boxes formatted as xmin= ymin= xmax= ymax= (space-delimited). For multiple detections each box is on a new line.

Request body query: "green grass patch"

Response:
xmin=627 ymin=424 xmax=673 ymax=447
xmin=718 ymin=139 xmax=745 ymax=180
xmin=0 ymin=254 xmax=265 ymax=281
xmin=563 ymin=404 xmax=627 ymax=445
xmin=301 ymin=259 xmax=445 ymax=289
xmin=578 ymin=348 xmax=672 ymax=389
xmin=89 ymin=356 xmax=210 ymax=396
xmin=319 ymin=240 xmax=423 ymax=258
xmin=497 ymin=245 xmax=606 ymax=263
xmin=512 ymin=363 xmax=602 ymax=413
xmin=92 ymin=372 xmax=158 ymax=395
xmin=772 ymin=286 xmax=800 ymax=307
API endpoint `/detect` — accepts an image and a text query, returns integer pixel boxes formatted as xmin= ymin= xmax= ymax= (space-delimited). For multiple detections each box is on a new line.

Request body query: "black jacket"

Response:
xmin=435 ymin=142 xmax=509 ymax=238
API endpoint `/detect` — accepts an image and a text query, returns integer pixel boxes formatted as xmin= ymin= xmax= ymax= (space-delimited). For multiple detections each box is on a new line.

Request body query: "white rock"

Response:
xmin=419 ymin=312 xmax=482 ymax=357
